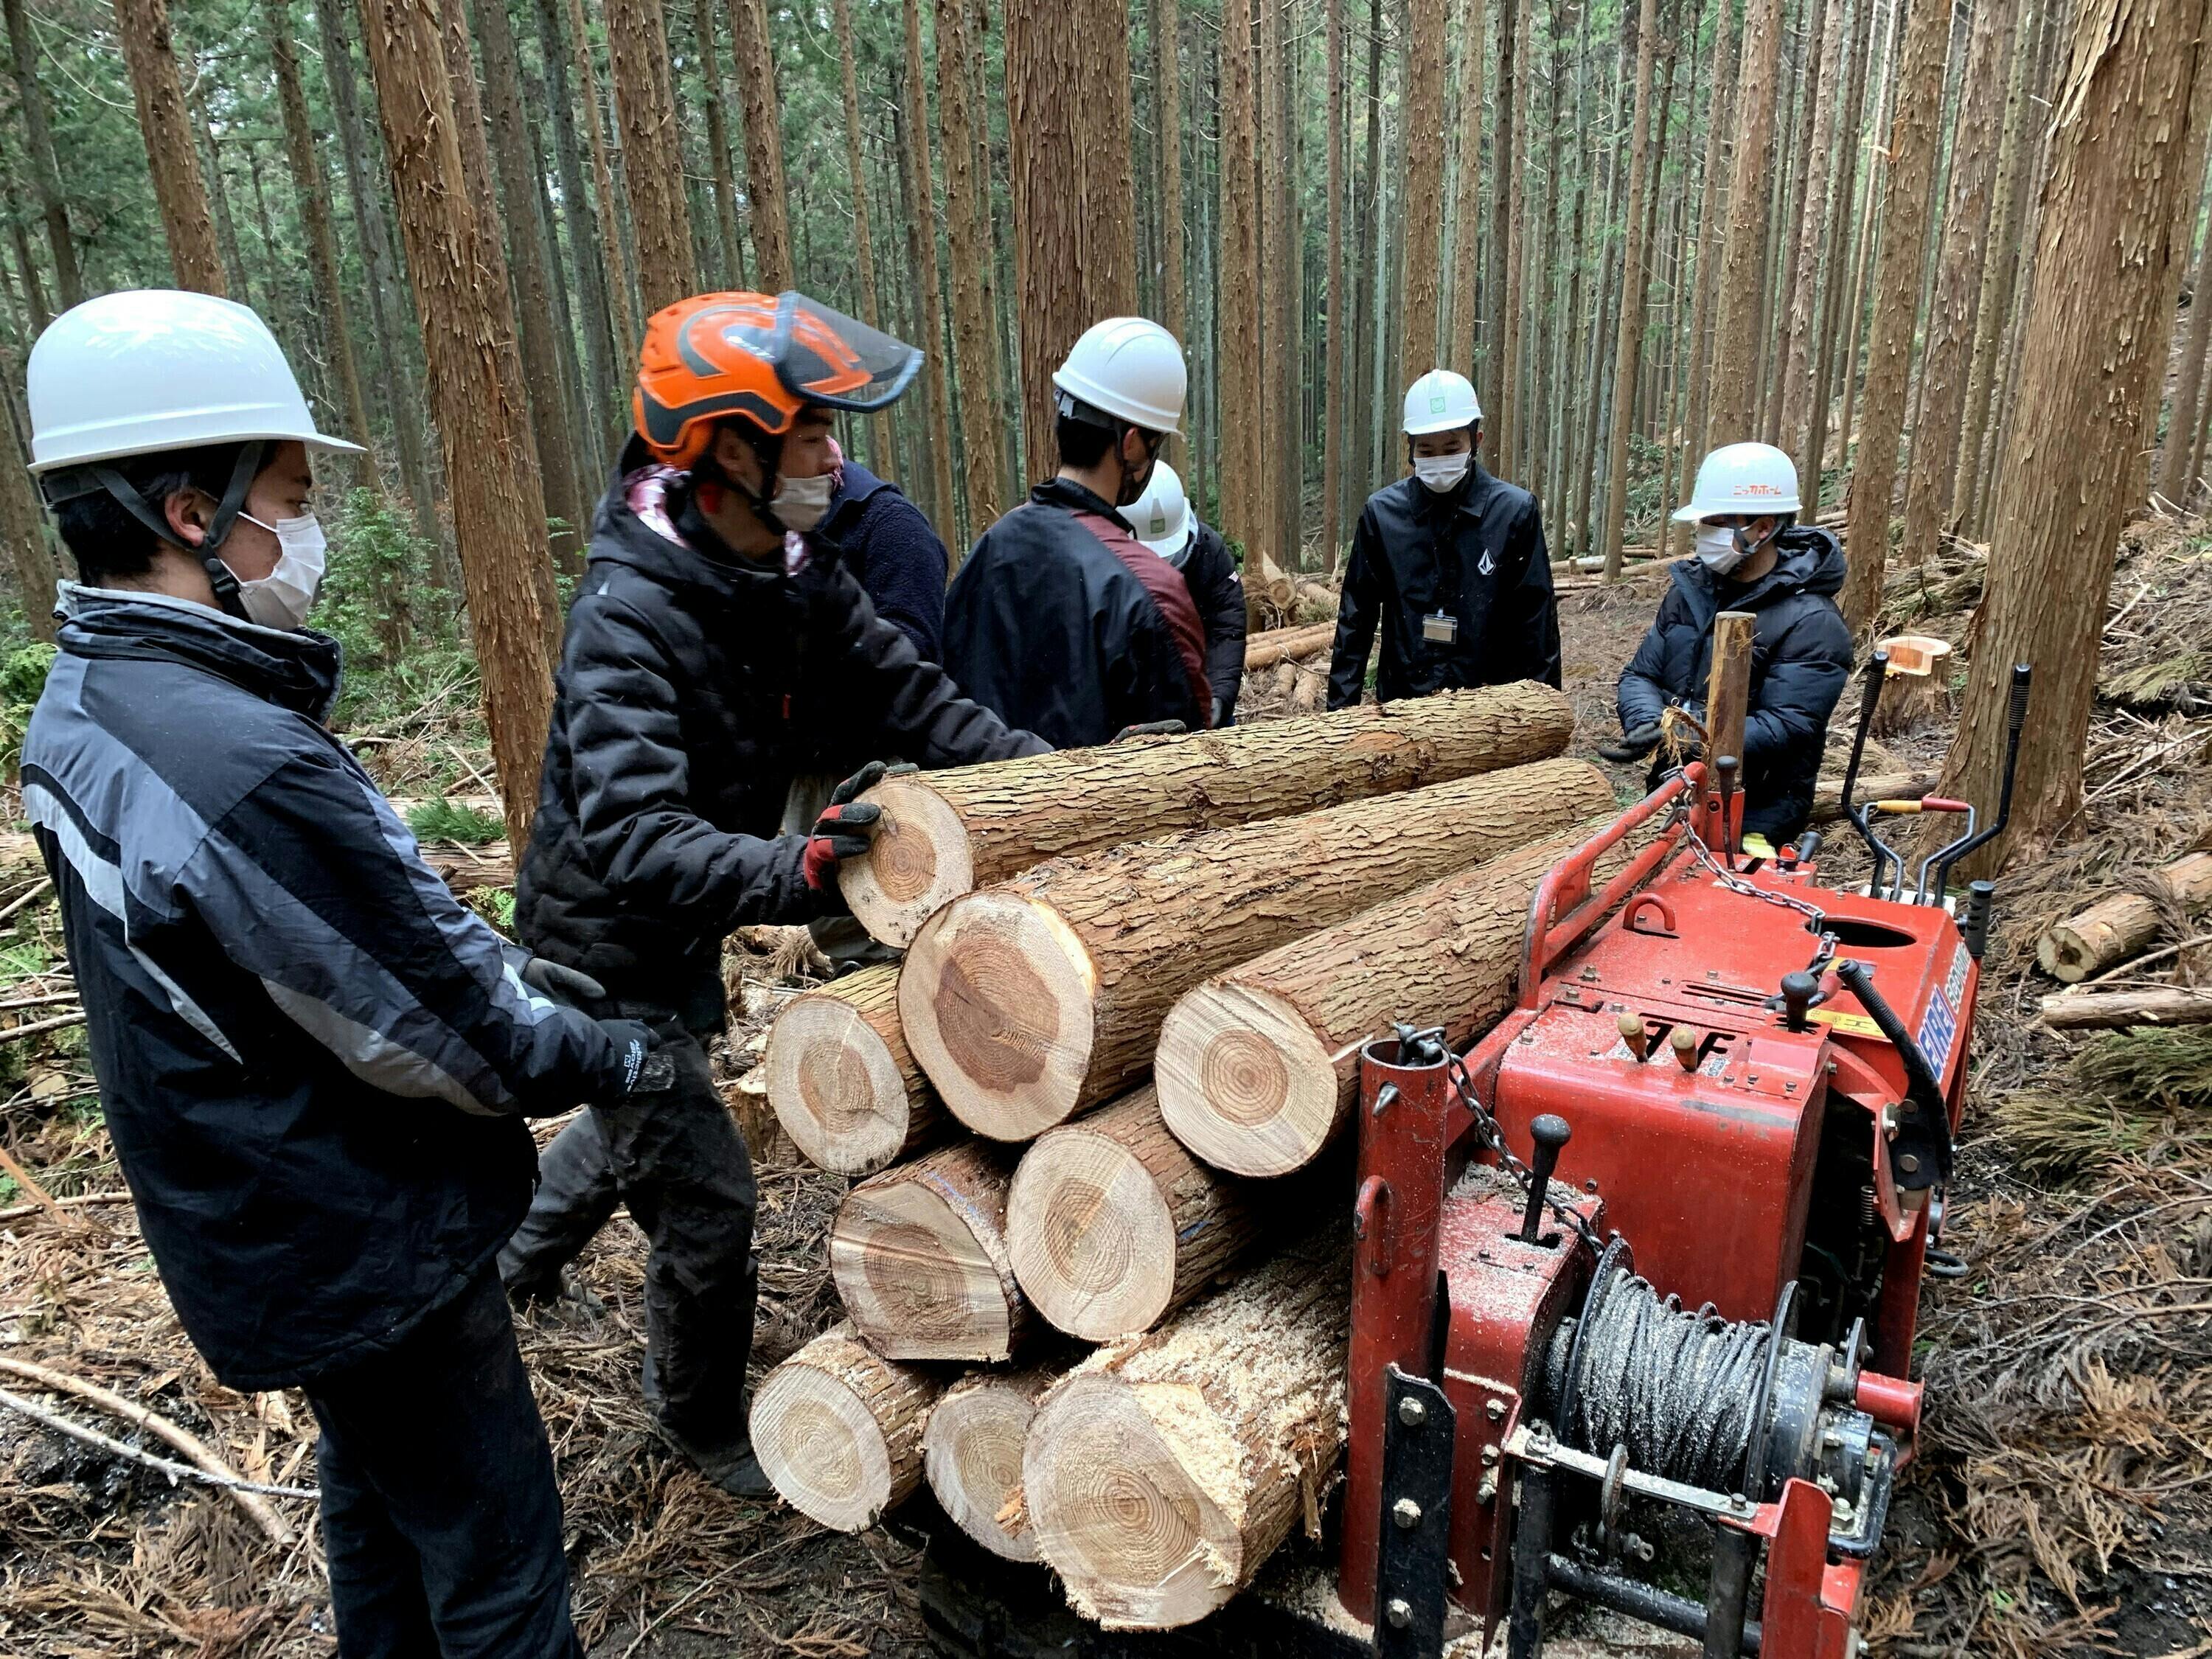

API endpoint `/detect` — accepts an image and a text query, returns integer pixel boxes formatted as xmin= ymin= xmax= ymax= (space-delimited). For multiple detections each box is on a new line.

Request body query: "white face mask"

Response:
xmin=770 ymin=472 xmax=834 ymax=535
xmin=1695 ymin=524 xmax=1751 ymax=576
xmin=1413 ymin=452 xmax=1472 ymax=493
xmin=228 ymin=512 xmax=327 ymax=630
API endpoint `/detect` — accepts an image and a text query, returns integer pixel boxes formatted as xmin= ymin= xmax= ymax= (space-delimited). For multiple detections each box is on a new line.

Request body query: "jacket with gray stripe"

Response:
xmin=22 ymin=588 xmax=630 ymax=1390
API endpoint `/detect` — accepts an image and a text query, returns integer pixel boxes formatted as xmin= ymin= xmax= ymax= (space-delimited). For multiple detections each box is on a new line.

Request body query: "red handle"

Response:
xmin=1919 ymin=796 xmax=1971 ymax=813
xmin=1518 ymin=767 xmax=1700 ymax=1007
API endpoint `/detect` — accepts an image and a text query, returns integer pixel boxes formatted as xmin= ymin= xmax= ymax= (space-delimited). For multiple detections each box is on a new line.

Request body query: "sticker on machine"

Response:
xmin=1944 ymin=939 xmax=1970 ymax=1006
xmin=1917 ymin=987 xmax=1958 ymax=1076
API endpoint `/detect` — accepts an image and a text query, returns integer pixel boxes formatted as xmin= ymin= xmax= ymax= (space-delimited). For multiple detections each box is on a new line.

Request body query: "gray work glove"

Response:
xmin=1597 ymin=723 xmax=1662 ymax=764
xmin=1114 ymin=720 xmax=1189 ymax=743
xmin=521 ymin=957 xmax=606 ymax=1006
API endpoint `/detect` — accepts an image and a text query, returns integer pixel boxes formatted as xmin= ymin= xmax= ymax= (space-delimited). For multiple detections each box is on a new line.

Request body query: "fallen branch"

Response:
xmin=0 ymin=1355 xmax=304 ymax=1541
xmin=0 ymin=878 xmax=52 ymax=925
xmin=2040 ymin=988 xmax=2212 ymax=1031
xmin=0 ymin=1189 xmax=132 ymax=1225
xmin=0 ymin=1009 xmax=86 ymax=1043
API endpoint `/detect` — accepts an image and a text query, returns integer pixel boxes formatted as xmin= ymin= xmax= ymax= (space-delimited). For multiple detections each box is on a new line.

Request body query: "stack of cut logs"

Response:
xmin=748 ymin=684 xmax=1619 ymax=1630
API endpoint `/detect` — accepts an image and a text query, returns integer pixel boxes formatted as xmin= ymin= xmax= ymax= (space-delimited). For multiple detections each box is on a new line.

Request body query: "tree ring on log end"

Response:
xmin=900 ymin=892 xmax=1096 ymax=1141
xmin=1008 ymin=1126 xmax=1178 ymax=1340
xmin=765 ymin=995 xmax=909 ymax=1175
xmin=922 ymin=1381 xmax=1043 ymax=1561
xmin=1025 ymin=1375 xmax=1242 ymax=1630
xmin=1157 ymin=983 xmax=1342 ymax=1177
xmin=830 ymin=1171 xmax=1015 ymax=1362
xmin=841 ymin=776 xmax=973 ymax=948
xmin=750 ymin=1362 xmax=892 ymax=1532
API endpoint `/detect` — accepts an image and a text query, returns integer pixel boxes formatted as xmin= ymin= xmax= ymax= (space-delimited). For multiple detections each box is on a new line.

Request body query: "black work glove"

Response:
xmin=601 ymin=1018 xmax=677 ymax=1101
xmin=801 ymin=760 xmax=917 ymax=891
xmin=1597 ymin=722 xmax=1662 ymax=763
xmin=1113 ymin=720 xmax=1189 ymax=743
xmin=521 ymin=957 xmax=606 ymax=1007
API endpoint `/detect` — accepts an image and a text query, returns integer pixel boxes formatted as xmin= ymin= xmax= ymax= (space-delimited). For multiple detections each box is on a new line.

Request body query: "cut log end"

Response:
xmin=1024 ymin=1375 xmax=1248 ymax=1630
xmin=839 ymin=774 xmax=974 ymax=948
xmin=2036 ymin=924 xmax=2094 ymax=984
xmin=923 ymin=1372 xmax=1048 ymax=1562
xmin=765 ymin=993 xmax=912 ymax=1175
xmin=1155 ymin=981 xmax=1342 ymax=1178
xmin=1007 ymin=1121 xmax=1180 ymax=1341
xmin=830 ymin=1150 xmax=1020 ymax=1362
xmin=900 ymin=891 xmax=1096 ymax=1141
xmin=750 ymin=1348 xmax=901 ymax=1532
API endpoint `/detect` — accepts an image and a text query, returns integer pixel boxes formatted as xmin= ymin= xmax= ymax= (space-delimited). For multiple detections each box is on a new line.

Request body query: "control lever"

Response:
xmin=1927 ymin=664 xmax=2034 ymax=899
xmin=1832 ymin=960 xmax=1954 ymax=1189
xmin=1838 ymin=652 xmax=1902 ymax=899
xmin=1520 ymin=1115 xmax=1571 ymax=1245
xmin=1781 ymin=971 xmax=1818 ymax=1032
xmin=1616 ymin=1011 xmax=1649 ymax=1060
xmin=1963 ymin=880 xmax=1995 ymax=960
xmin=1713 ymin=755 xmax=1740 ymax=868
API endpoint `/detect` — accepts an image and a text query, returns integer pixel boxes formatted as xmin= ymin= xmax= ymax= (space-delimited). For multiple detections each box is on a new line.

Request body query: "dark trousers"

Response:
xmin=497 ymin=997 xmax=759 ymax=1450
xmin=304 ymin=1266 xmax=580 ymax=1659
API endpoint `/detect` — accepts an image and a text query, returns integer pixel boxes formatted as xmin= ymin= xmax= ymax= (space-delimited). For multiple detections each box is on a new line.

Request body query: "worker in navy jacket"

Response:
xmin=1329 ymin=371 xmax=1562 ymax=709
xmin=822 ymin=446 xmax=947 ymax=661
xmin=1609 ymin=442 xmax=1854 ymax=844
xmin=943 ymin=317 xmax=1211 ymax=748
xmin=21 ymin=290 xmax=662 ymax=1658
xmin=502 ymin=293 xmax=1043 ymax=1498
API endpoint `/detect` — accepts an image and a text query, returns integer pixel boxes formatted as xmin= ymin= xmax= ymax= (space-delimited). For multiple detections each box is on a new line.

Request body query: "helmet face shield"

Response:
xmin=771 ymin=294 xmax=922 ymax=412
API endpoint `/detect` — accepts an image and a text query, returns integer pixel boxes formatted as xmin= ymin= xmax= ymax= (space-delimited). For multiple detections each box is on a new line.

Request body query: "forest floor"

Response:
xmin=3 ymin=526 xmax=2212 ymax=1657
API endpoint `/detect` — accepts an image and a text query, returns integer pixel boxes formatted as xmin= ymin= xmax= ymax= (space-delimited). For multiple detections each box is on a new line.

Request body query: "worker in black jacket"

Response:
xmin=1608 ymin=442 xmax=1854 ymax=845
xmin=21 ymin=290 xmax=664 ymax=1657
xmin=944 ymin=317 xmax=1212 ymax=748
xmin=503 ymin=292 xmax=1046 ymax=1497
xmin=1129 ymin=458 xmax=1248 ymax=724
xmin=1328 ymin=370 xmax=1562 ymax=709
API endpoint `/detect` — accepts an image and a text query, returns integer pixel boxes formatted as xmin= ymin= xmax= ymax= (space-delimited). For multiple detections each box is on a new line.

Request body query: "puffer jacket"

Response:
xmin=823 ymin=459 xmax=947 ymax=662
xmin=1616 ymin=528 xmax=1855 ymax=841
xmin=515 ymin=453 xmax=1046 ymax=994
xmin=22 ymin=587 xmax=629 ymax=1389
xmin=1327 ymin=462 xmax=1562 ymax=708
xmin=1169 ymin=520 xmax=1248 ymax=723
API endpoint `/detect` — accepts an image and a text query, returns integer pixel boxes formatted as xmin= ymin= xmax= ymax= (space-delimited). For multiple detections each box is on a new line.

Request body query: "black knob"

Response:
xmin=1781 ymin=972 xmax=1818 ymax=1032
xmin=1520 ymin=1115 xmax=1573 ymax=1244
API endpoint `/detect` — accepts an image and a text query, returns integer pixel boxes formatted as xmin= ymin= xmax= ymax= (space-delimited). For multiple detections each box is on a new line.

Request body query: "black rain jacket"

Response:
xmin=1327 ymin=463 xmax=1562 ymax=708
xmin=21 ymin=588 xmax=628 ymax=1390
xmin=1616 ymin=528 xmax=1854 ymax=841
xmin=943 ymin=478 xmax=1211 ymax=749
xmin=515 ymin=458 xmax=1046 ymax=994
xmin=1169 ymin=520 xmax=1248 ymax=723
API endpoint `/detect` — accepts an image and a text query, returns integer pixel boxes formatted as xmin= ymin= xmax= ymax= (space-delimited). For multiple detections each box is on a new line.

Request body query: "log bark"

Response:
xmin=604 ymin=0 xmax=698 ymax=316
xmin=727 ymin=0 xmax=792 ymax=292
xmin=1007 ymin=1087 xmax=1267 ymax=1340
xmin=2036 ymin=852 xmax=2212 ymax=983
xmin=2039 ymin=988 xmax=2212 ymax=1030
xmin=935 ymin=0 xmax=1005 ymax=537
xmin=751 ymin=1325 xmax=942 ymax=1531
xmin=922 ymin=1367 xmax=1057 ymax=1561
xmin=900 ymin=758 xmax=1614 ymax=1141
xmin=1242 ymin=621 xmax=1338 ymax=670
xmin=1810 ymin=769 xmax=1934 ymax=823
xmin=765 ymin=964 xmax=947 ymax=1175
xmin=1158 ymin=823 xmax=1628 ymax=1175
xmin=842 ymin=682 xmax=1576 ymax=947
xmin=1023 ymin=1231 xmax=1349 ymax=1630
xmin=830 ymin=1141 xmax=1031 ymax=1362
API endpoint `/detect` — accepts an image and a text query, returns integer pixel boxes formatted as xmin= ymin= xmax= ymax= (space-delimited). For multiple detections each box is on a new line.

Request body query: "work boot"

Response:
xmin=656 ymin=1413 xmax=775 ymax=1499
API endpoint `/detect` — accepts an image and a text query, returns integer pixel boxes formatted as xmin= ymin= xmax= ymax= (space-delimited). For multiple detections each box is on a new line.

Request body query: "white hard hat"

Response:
xmin=1403 ymin=369 xmax=1482 ymax=436
xmin=1052 ymin=316 xmax=1186 ymax=437
xmin=1128 ymin=459 xmax=1192 ymax=558
xmin=27 ymin=288 xmax=361 ymax=476
xmin=1672 ymin=442 xmax=1801 ymax=523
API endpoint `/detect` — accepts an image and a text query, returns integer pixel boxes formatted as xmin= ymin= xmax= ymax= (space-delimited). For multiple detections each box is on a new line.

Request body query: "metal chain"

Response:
xmin=1444 ymin=1050 xmax=1609 ymax=1259
xmin=1662 ymin=787 xmax=1840 ymax=982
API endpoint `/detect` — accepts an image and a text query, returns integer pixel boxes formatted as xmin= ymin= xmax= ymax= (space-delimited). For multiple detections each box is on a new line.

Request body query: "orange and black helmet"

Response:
xmin=633 ymin=291 xmax=923 ymax=470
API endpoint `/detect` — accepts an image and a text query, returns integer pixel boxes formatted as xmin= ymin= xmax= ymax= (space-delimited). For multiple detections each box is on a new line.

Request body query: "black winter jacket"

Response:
xmin=1328 ymin=464 xmax=1562 ymax=708
xmin=22 ymin=588 xmax=629 ymax=1390
xmin=516 ymin=462 xmax=1045 ymax=992
xmin=1617 ymin=529 xmax=1854 ymax=841
xmin=1169 ymin=521 xmax=1248 ymax=723
xmin=944 ymin=478 xmax=1211 ymax=748
xmin=824 ymin=460 xmax=947 ymax=662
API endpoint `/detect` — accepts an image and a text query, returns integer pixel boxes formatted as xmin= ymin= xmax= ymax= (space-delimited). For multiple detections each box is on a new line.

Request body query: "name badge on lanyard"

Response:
xmin=1422 ymin=611 xmax=1459 ymax=644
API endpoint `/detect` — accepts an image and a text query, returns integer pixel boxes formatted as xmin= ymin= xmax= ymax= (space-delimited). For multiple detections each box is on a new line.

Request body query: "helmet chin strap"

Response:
xmin=91 ymin=442 xmax=265 ymax=622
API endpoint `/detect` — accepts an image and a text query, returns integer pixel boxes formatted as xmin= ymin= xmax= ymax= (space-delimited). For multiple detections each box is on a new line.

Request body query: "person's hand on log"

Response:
xmin=801 ymin=761 xmax=918 ymax=893
xmin=599 ymin=1020 xmax=678 ymax=1102
xmin=1596 ymin=722 xmax=1662 ymax=764
xmin=1113 ymin=720 xmax=1189 ymax=743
